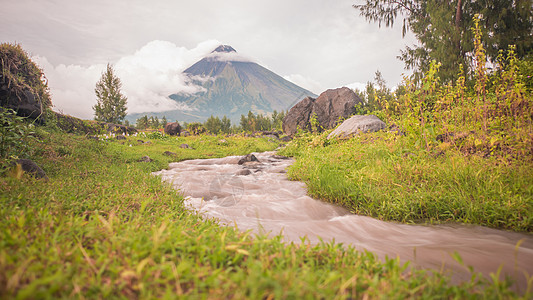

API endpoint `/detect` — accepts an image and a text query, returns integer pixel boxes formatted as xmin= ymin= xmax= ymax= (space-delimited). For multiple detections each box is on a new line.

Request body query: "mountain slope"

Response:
xmin=127 ymin=45 xmax=316 ymax=124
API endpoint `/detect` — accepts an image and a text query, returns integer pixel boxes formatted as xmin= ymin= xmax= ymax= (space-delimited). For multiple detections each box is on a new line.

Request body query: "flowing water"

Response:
xmin=153 ymin=152 xmax=533 ymax=290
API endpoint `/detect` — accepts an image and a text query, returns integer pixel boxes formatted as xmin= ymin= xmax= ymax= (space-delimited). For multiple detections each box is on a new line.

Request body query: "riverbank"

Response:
xmin=1 ymin=128 xmax=530 ymax=298
xmin=280 ymin=131 xmax=533 ymax=232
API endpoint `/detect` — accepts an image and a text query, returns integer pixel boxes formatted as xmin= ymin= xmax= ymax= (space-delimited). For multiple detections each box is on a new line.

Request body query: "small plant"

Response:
xmin=144 ymin=131 xmax=169 ymax=140
xmin=309 ymin=112 xmax=320 ymax=132
xmin=0 ymin=109 xmax=35 ymax=172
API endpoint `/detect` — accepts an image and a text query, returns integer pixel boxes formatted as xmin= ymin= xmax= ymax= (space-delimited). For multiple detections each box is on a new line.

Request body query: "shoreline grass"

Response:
xmin=1 ymin=128 xmax=530 ymax=298
xmin=279 ymin=131 xmax=533 ymax=232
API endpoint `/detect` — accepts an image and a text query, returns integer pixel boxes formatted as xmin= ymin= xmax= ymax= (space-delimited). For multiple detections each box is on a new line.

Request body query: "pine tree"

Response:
xmin=93 ymin=64 xmax=128 ymax=123
xmin=161 ymin=116 xmax=168 ymax=128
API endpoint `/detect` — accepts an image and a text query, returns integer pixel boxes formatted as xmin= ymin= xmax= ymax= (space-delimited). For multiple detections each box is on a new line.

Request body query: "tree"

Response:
xmin=205 ymin=115 xmax=223 ymax=134
xmin=161 ymin=116 xmax=168 ymax=128
xmin=93 ymin=64 xmax=128 ymax=123
xmin=354 ymin=0 xmax=533 ymax=82
xmin=221 ymin=116 xmax=232 ymax=133
xmin=136 ymin=115 xmax=149 ymax=129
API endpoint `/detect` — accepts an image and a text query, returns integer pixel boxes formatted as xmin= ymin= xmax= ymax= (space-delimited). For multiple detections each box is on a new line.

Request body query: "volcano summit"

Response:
xmin=128 ymin=45 xmax=316 ymax=123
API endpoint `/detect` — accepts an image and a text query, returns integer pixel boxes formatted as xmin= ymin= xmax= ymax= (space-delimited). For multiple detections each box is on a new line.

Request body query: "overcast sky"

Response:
xmin=1 ymin=0 xmax=416 ymax=119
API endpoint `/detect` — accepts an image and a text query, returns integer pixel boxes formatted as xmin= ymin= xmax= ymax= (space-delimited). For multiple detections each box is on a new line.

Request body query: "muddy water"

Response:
xmin=153 ymin=152 xmax=533 ymax=290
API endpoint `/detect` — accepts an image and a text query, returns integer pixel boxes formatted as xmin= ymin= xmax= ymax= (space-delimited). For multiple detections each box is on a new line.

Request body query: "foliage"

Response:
xmin=205 ymin=115 xmax=231 ymax=134
xmin=0 ymin=42 xmax=52 ymax=117
xmin=354 ymin=0 xmax=533 ymax=82
xmin=388 ymin=17 xmax=533 ymax=159
xmin=93 ymin=64 xmax=128 ymax=124
xmin=186 ymin=122 xmax=206 ymax=135
xmin=280 ymin=131 xmax=533 ymax=232
xmin=240 ymin=110 xmax=286 ymax=132
xmin=0 ymin=129 xmax=526 ymax=298
xmin=0 ymin=109 xmax=35 ymax=170
xmin=354 ymin=70 xmax=399 ymax=121
xmin=141 ymin=131 xmax=169 ymax=140
xmin=280 ymin=18 xmax=533 ymax=232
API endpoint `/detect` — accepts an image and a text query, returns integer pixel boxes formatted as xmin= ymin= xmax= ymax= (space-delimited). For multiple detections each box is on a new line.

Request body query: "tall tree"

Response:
xmin=354 ymin=0 xmax=533 ymax=82
xmin=93 ymin=64 xmax=128 ymax=123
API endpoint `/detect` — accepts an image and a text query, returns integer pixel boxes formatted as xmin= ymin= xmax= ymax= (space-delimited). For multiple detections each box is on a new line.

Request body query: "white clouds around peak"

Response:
xmin=35 ymin=40 xmax=222 ymax=119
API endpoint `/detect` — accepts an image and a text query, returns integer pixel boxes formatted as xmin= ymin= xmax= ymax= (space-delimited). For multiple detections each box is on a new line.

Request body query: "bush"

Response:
xmin=0 ymin=109 xmax=35 ymax=172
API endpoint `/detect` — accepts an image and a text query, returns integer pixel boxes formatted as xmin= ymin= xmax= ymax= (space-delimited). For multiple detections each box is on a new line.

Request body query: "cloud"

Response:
xmin=33 ymin=40 xmax=222 ymax=119
xmin=283 ymin=74 xmax=323 ymax=95
xmin=205 ymin=51 xmax=255 ymax=63
xmin=344 ymin=81 xmax=367 ymax=92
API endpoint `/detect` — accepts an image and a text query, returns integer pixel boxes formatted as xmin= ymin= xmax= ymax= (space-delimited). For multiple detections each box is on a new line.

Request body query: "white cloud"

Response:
xmin=283 ymin=74 xmax=323 ymax=95
xmin=206 ymin=51 xmax=255 ymax=63
xmin=344 ymin=81 xmax=367 ymax=92
xmin=33 ymin=40 xmax=223 ymax=119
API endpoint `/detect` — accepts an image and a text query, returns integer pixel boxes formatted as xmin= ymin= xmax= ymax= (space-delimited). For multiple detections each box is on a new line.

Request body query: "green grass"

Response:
xmin=279 ymin=131 xmax=533 ymax=232
xmin=0 ymin=128 xmax=530 ymax=298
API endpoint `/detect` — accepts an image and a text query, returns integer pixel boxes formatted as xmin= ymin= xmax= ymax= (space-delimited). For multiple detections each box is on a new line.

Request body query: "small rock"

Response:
xmin=137 ymin=139 xmax=144 ymax=143
xmin=180 ymin=143 xmax=191 ymax=149
xmin=235 ymin=169 xmax=252 ymax=176
xmin=14 ymin=159 xmax=48 ymax=180
xmin=116 ymin=135 xmax=126 ymax=140
xmin=238 ymin=154 xmax=259 ymax=165
xmin=280 ymin=136 xmax=292 ymax=142
xmin=139 ymin=156 xmax=153 ymax=162
xmin=271 ymin=155 xmax=289 ymax=160
xmin=163 ymin=151 xmax=176 ymax=156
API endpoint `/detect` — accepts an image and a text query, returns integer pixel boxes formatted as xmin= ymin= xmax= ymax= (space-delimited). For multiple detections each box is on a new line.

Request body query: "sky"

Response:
xmin=0 ymin=0 xmax=417 ymax=119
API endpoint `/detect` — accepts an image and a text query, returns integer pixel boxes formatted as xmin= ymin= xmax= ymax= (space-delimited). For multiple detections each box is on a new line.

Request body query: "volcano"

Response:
xmin=128 ymin=45 xmax=316 ymax=124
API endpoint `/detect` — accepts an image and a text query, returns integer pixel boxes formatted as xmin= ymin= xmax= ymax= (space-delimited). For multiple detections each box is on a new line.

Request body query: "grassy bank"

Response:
xmin=279 ymin=131 xmax=533 ymax=232
xmin=1 ymin=128 xmax=528 ymax=298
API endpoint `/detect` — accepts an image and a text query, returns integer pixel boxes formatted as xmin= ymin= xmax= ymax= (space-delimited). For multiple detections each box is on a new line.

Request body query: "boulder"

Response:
xmin=282 ymin=87 xmax=362 ymax=136
xmin=13 ymin=159 xmax=48 ymax=180
xmin=139 ymin=156 xmax=153 ymax=162
xmin=282 ymin=97 xmax=315 ymax=136
xmin=238 ymin=154 xmax=259 ymax=165
xmin=327 ymin=115 xmax=386 ymax=139
xmin=164 ymin=122 xmax=181 ymax=136
xmin=235 ymin=169 xmax=252 ymax=176
xmin=280 ymin=136 xmax=292 ymax=142
xmin=1 ymin=85 xmax=44 ymax=120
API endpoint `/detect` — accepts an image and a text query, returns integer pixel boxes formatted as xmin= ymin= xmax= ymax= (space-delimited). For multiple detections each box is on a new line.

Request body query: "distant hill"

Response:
xmin=127 ymin=45 xmax=316 ymax=124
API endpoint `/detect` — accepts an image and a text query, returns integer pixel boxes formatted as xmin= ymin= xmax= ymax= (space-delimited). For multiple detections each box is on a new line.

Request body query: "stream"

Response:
xmin=153 ymin=151 xmax=533 ymax=290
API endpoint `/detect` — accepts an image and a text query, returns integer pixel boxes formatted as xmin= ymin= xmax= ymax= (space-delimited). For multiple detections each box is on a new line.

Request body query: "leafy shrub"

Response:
xmin=0 ymin=109 xmax=35 ymax=172
xmin=143 ymin=131 xmax=169 ymax=140
xmin=383 ymin=16 xmax=533 ymax=161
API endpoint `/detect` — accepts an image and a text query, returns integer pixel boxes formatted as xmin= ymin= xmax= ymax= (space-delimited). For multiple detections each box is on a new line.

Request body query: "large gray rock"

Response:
xmin=327 ymin=115 xmax=386 ymax=139
xmin=164 ymin=122 xmax=181 ymax=136
xmin=282 ymin=87 xmax=362 ymax=136
xmin=0 ymin=87 xmax=43 ymax=119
